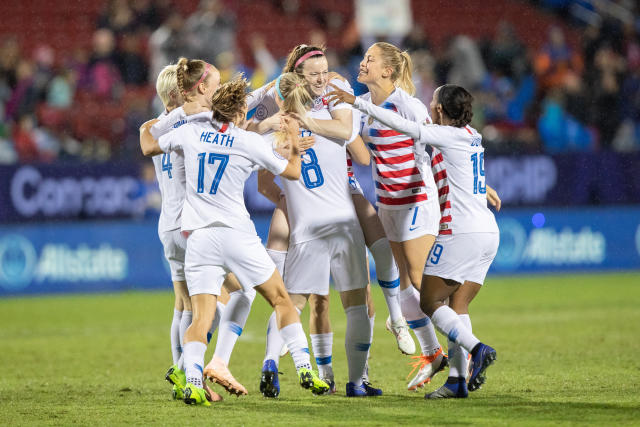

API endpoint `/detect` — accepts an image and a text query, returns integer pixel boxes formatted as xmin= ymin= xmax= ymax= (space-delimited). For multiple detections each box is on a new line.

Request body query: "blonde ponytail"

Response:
xmin=175 ymin=56 xmax=207 ymax=100
xmin=274 ymin=72 xmax=313 ymax=147
xmin=398 ymin=51 xmax=416 ymax=96
xmin=373 ymin=42 xmax=416 ymax=95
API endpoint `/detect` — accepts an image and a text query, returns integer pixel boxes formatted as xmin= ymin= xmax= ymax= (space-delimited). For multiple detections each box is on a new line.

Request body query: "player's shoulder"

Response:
xmin=390 ymin=88 xmax=428 ymax=120
xmin=327 ymin=74 xmax=353 ymax=92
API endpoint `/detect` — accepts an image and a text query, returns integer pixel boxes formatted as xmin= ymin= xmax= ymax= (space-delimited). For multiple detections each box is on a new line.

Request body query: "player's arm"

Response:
xmin=294 ymin=108 xmax=352 ymax=141
xmin=246 ymin=112 xmax=283 ymax=134
xmin=486 ymin=185 xmax=501 ymax=211
xmin=279 ymin=116 xmax=301 ymax=180
xmin=140 ymin=119 xmax=163 ymax=157
xmin=347 ymin=135 xmax=370 ymax=165
xmin=257 ymin=170 xmax=283 ymax=204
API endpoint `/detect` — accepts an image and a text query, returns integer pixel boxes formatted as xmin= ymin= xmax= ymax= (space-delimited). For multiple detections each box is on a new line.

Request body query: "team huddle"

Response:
xmin=139 ymin=41 xmax=501 ymax=405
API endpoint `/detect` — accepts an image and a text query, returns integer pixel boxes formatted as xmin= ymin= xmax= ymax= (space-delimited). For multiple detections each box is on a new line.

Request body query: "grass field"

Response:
xmin=1 ymin=272 xmax=639 ymax=425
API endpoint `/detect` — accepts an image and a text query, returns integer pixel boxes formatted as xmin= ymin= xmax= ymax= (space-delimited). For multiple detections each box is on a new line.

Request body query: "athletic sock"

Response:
xmin=207 ymin=302 xmax=225 ymax=344
xmin=345 ymin=305 xmax=371 ymax=386
xmin=214 ymin=289 xmax=256 ymax=364
xmin=266 ymin=249 xmax=287 ymax=276
xmin=177 ymin=310 xmax=192 ymax=370
xmin=264 ymin=311 xmax=285 ymax=367
xmin=456 ymin=314 xmax=471 ymax=376
xmin=310 ymin=332 xmax=333 ymax=380
xmin=398 ymin=286 xmax=441 ymax=355
xmin=171 ymin=309 xmax=182 ymax=365
xmin=183 ymin=341 xmax=207 ymax=388
xmin=279 ymin=322 xmax=312 ymax=371
xmin=431 ymin=306 xmax=480 ymax=352
xmin=369 ymin=238 xmax=403 ymax=322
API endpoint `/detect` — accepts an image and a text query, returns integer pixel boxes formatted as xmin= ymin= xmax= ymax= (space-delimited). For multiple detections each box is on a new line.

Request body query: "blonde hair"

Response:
xmin=274 ymin=72 xmax=313 ymax=146
xmin=155 ymin=64 xmax=181 ymax=108
xmin=210 ymin=74 xmax=250 ymax=123
xmin=373 ymin=42 xmax=416 ymax=96
xmin=176 ymin=57 xmax=208 ymax=100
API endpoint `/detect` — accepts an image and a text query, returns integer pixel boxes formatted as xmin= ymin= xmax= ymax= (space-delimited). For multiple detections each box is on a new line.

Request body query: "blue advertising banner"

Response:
xmin=1 ymin=208 xmax=638 ymax=296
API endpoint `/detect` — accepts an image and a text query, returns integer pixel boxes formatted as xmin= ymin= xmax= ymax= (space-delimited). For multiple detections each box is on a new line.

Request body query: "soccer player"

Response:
xmin=140 ymin=75 xmax=329 ymax=406
xmin=254 ymin=70 xmax=380 ymax=398
xmin=350 ymin=42 xmax=447 ymax=391
xmin=327 ymin=83 xmax=499 ymax=399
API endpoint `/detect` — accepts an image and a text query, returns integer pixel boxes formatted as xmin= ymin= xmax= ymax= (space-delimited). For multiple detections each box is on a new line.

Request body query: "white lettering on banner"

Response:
xmin=10 ymin=166 xmax=142 ymax=218
xmin=486 ymin=156 xmax=557 ymax=204
xmin=523 ymin=227 xmax=606 ymax=265
xmin=35 ymin=244 xmax=127 ymax=282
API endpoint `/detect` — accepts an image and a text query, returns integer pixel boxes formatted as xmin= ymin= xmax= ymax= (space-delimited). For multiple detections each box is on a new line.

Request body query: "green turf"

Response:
xmin=1 ymin=272 xmax=639 ymax=425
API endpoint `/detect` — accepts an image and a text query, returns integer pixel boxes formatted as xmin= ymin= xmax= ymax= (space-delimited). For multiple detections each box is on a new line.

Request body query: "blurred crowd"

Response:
xmin=0 ymin=0 xmax=639 ymax=164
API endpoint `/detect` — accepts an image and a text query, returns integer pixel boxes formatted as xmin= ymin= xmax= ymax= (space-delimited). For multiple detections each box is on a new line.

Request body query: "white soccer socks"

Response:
xmin=311 ymin=332 xmax=333 ymax=380
xmin=171 ymin=309 xmax=182 ymax=365
xmin=399 ymin=286 xmax=441 ymax=355
xmin=213 ymin=289 xmax=256 ymax=364
xmin=431 ymin=306 xmax=480 ymax=353
xmin=183 ymin=341 xmax=207 ymax=388
xmin=369 ymin=238 xmax=403 ymax=323
xmin=345 ymin=305 xmax=372 ymax=385
xmin=279 ymin=322 xmax=312 ymax=371
xmin=207 ymin=302 xmax=225 ymax=344
xmin=264 ymin=311 xmax=285 ymax=367
xmin=448 ymin=314 xmax=472 ymax=378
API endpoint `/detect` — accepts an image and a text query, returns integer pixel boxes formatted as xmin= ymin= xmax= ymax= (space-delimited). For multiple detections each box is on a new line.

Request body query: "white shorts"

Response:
xmin=424 ymin=232 xmax=499 ymax=285
xmin=348 ymin=175 xmax=364 ymax=196
xmin=378 ymin=200 xmax=440 ymax=242
xmin=185 ymin=226 xmax=276 ymax=296
xmin=159 ymin=228 xmax=187 ymax=282
xmin=285 ymin=228 xmax=369 ymax=295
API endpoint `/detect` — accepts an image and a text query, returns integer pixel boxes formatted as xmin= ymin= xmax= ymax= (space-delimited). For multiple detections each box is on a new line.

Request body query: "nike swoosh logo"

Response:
xmin=409 ymin=226 xmax=420 ymax=231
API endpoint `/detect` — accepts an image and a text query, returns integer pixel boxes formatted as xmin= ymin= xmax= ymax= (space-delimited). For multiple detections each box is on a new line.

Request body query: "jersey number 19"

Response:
xmin=470 ymin=152 xmax=486 ymax=195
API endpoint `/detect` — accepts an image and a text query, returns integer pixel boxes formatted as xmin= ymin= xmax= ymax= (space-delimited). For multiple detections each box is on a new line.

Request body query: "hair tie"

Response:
xmin=187 ymin=63 xmax=211 ymax=92
xmin=275 ymin=74 xmax=285 ymax=101
xmin=294 ymin=50 xmax=324 ymax=69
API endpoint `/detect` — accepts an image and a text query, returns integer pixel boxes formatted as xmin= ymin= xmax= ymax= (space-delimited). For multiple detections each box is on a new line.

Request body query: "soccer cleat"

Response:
xmin=165 ymin=364 xmax=186 ymax=389
xmin=172 ymin=384 xmax=184 ymax=400
xmin=260 ymin=359 xmax=280 ymax=398
xmin=468 ymin=343 xmax=497 ymax=392
xmin=386 ymin=316 xmax=416 ymax=355
xmin=183 ymin=383 xmax=211 ymax=406
xmin=203 ymin=381 xmax=224 ymax=402
xmin=425 ymin=377 xmax=468 ymax=399
xmin=465 ymin=353 xmax=473 ymax=384
xmin=406 ymin=347 xmax=448 ymax=391
xmin=345 ymin=382 xmax=367 ymax=397
xmin=317 ymin=376 xmax=336 ymax=395
xmin=298 ymin=368 xmax=330 ymax=395
xmin=362 ymin=381 xmax=383 ymax=396
xmin=204 ymin=356 xmax=248 ymax=396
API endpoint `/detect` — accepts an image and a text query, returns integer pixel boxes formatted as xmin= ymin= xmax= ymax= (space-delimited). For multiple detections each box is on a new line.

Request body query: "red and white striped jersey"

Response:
xmin=359 ymin=88 xmax=437 ymax=210
xmin=430 ymin=147 xmax=452 ymax=234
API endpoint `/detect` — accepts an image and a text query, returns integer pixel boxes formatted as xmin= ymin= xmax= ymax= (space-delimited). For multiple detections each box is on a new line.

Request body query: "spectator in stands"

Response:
xmin=184 ymin=0 xmax=237 ymax=65
xmin=249 ymin=33 xmax=278 ymax=90
xmin=12 ymin=114 xmax=39 ymax=162
xmin=485 ymin=21 xmax=528 ymax=82
xmin=5 ymin=60 xmax=38 ymax=121
xmin=47 ymin=68 xmax=75 ymax=108
xmin=589 ymin=44 xmax=625 ymax=147
xmin=447 ymin=35 xmax=487 ymax=90
xmin=148 ymin=12 xmax=189 ymax=83
xmin=115 ymin=32 xmax=148 ymax=85
xmin=534 ymin=25 xmax=583 ymax=90
xmin=0 ymin=36 xmax=20 ymax=90
xmin=97 ymin=0 xmax=137 ymax=35
xmin=87 ymin=29 xmax=122 ymax=98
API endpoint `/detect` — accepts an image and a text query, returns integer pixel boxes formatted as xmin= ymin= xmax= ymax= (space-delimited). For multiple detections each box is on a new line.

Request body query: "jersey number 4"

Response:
xmin=197 ymin=152 xmax=229 ymax=194
xmin=301 ymin=148 xmax=324 ymax=189
xmin=162 ymin=153 xmax=173 ymax=179
xmin=470 ymin=153 xmax=486 ymax=195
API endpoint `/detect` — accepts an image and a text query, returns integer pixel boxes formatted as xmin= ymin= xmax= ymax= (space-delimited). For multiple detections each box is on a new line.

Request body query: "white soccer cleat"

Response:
xmin=385 ymin=316 xmax=416 ymax=355
xmin=406 ymin=347 xmax=448 ymax=391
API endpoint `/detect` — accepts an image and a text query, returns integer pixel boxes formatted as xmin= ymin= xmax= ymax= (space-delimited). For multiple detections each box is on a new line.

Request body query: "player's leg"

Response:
xmin=309 ymin=293 xmax=335 ymax=393
xmin=171 ymin=282 xmax=184 ymax=366
xmin=448 ymin=281 xmax=481 ymax=385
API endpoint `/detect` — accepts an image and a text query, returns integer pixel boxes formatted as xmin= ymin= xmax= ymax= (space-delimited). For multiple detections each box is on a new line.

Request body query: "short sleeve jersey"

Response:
xmin=158 ymin=120 xmax=288 ymax=233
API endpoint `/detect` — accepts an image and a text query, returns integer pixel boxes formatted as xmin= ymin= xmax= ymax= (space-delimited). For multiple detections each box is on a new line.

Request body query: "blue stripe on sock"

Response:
xmin=228 ymin=322 xmax=243 ymax=336
xmin=448 ymin=328 xmax=459 ymax=343
xmin=206 ymin=332 xmax=212 ymax=344
xmin=315 ymin=356 xmax=332 ymax=365
xmin=302 ymin=347 xmax=310 ymax=354
xmin=355 ymin=343 xmax=371 ymax=352
xmin=378 ymin=278 xmax=400 ymax=289
xmin=194 ymin=363 xmax=203 ymax=374
xmin=407 ymin=317 xmax=430 ymax=329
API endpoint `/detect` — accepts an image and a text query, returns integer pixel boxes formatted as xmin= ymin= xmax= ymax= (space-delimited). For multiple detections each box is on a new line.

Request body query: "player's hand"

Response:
xmin=264 ymin=112 xmax=284 ymax=131
xmin=325 ymin=83 xmax=356 ymax=105
xmin=288 ymin=112 xmax=311 ymax=130
xmin=299 ymin=135 xmax=315 ymax=155
xmin=486 ymin=185 xmax=501 ymax=212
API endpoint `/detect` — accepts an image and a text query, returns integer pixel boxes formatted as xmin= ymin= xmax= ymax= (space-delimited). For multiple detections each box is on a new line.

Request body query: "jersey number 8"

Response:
xmin=301 ymin=148 xmax=324 ymax=189
xmin=197 ymin=152 xmax=229 ymax=194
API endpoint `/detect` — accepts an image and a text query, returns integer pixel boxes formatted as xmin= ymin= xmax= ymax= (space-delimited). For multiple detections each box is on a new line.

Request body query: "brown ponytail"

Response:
xmin=373 ymin=42 xmax=416 ymax=96
xmin=175 ymin=56 xmax=207 ymax=100
xmin=210 ymin=74 xmax=250 ymax=123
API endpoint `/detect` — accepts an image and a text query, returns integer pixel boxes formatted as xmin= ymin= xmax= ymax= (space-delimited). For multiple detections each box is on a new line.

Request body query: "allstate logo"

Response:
xmin=494 ymin=218 xmax=528 ymax=269
xmin=0 ymin=234 xmax=37 ymax=290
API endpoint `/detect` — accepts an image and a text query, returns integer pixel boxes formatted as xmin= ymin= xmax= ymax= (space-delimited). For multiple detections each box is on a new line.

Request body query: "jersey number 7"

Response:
xmin=197 ymin=152 xmax=229 ymax=194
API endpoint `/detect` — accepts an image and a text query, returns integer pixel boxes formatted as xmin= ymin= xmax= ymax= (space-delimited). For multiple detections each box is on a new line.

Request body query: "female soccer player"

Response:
xmin=140 ymin=75 xmax=329 ymax=406
xmin=254 ymin=70 xmax=380 ymax=398
xmin=349 ymin=42 xmax=446 ymax=391
xmin=327 ymin=83 xmax=499 ymax=399
xmin=250 ymin=45 xmax=407 ymax=395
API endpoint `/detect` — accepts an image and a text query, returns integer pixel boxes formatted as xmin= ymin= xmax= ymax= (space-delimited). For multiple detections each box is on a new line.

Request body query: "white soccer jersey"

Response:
xmin=353 ymin=98 xmax=498 ymax=234
xmin=158 ymin=120 xmax=288 ymax=233
xmin=359 ymin=88 xmax=438 ymax=210
xmin=430 ymin=147 xmax=452 ymax=234
xmin=150 ymin=108 xmax=212 ymax=233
